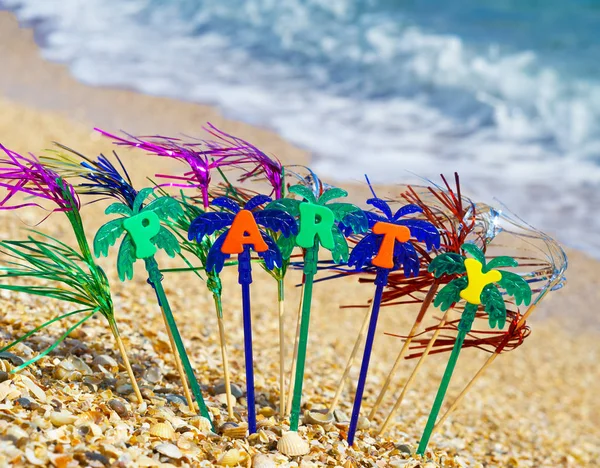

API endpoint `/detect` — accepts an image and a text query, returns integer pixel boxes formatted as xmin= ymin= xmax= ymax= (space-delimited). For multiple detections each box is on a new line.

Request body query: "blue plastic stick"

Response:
xmin=347 ymin=269 xmax=389 ymax=445
xmin=238 ymin=247 xmax=257 ymax=434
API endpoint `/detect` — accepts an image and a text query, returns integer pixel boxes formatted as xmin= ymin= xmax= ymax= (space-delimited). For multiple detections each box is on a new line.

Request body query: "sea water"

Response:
xmin=2 ymin=0 xmax=599 ymax=256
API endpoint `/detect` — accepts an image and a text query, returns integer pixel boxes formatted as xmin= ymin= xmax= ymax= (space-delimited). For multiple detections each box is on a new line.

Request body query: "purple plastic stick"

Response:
xmin=238 ymin=247 xmax=257 ymax=434
xmin=347 ymin=269 xmax=389 ymax=445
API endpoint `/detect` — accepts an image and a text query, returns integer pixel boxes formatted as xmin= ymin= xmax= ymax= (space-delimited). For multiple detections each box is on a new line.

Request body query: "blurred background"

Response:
xmin=1 ymin=0 xmax=599 ymax=258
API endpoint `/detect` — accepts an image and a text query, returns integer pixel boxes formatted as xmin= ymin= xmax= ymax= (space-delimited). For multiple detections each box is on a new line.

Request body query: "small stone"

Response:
xmin=396 ymin=443 xmax=413 ymax=455
xmin=116 ymin=384 xmax=133 ymax=395
xmin=0 ymin=371 xmax=9 ymax=382
xmin=108 ymin=399 xmax=129 ymax=417
xmin=0 ymin=352 xmax=24 ymax=366
xmin=85 ymin=452 xmax=110 ymax=467
xmin=166 ymin=394 xmax=187 ymax=405
xmin=16 ymin=397 xmax=39 ymax=410
xmin=214 ymin=382 xmax=244 ymax=399
xmin=144 ymin=366 xmax=161 ymax=384
xmin=258 ymin=406 xmax=275 ymax=417
xmin=154 ymin=443 xmax=182 ymax=460
xmin=92 ymin=354 xmax=118 ymax=370
xmin=357 ymin=416 xmax=370 ymax=430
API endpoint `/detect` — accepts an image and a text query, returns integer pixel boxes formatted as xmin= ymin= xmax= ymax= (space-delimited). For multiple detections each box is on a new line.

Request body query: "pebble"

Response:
xmin=85 ymin=451 xmax=110 ymax=466
xmin=0 ymin=371 xmax=8 ymax=382
xmin=108 ymin=399 xmax=129 ymax=417
xmin=116 ymin=384 xmax=133 ymax=395
xmin=154 ymin=442 xmax=183 ymax=460
xmin=214 ymin=382 xmax=244 ymax=398
xmin=16 ymin=396 xmax=39 ymax=410
xmin=396 ymin=443 xmax=413 ymax=455
xmin=144 ymin=366 xmax=161 ymax=383
xmin=166 ymin=393 xmax=188 ymax=405
xmin=0 ymin=352 xmax=24 ymax=366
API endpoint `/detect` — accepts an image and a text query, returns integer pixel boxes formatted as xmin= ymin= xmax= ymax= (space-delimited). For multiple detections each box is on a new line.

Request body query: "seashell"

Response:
xmin=92 ymin=354 xmax=118 ymax=370
xmin=357 ymin=416 xmax=370 ymax=430
xmin=277 ymin=431 xmax=310 ymax=456
xmin=257 ymin=417 xmax=276 ymax=429
xmin=154 ymin=442 xmax=183 ymax=460
xmin=304 ymin=409 xmax=334 ymax=426
xmin=149 ymin=421 xmax=175 ymax=439
xmin=218 ymin=448 xmax=247 ymax=466
xmin=252 ymin=453 xmax=277 ymax=468
xmin=333 ymin=409 xmax=349 ymax=422
xmin=77 ymin=410 xmax=104 ymax=425
xmin=6 ymin=425 xmax=28 ymax=440
xmin=176 ymin=437 xmax=200 ymax=455
xmin=57 ymin=356 xmax=93 ymax=375
xmin=219 ymin=422 xmax=248 ymax=439
xmin=25 ymin=447 xmax=46 ymax=466
xmin=215 ymin=392 xmax=236 ymax=407
xmin=343 ymin=459 xmax=357 ymax=468
xmin=189 ymin=416 xmax=213 ymax=433
xmin=19 ymin=375 xmax=47 ymax=402
xmin=50 ymin=411 xmax=77 ymax=426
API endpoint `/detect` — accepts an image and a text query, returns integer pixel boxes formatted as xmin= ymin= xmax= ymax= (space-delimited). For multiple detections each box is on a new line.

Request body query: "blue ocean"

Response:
xmin=3 ymin=0 xmax=600 ymax=256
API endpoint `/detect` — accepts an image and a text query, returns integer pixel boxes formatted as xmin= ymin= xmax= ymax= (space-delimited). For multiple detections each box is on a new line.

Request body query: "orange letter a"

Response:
xmin=221 ymin=210 xmax=269 ymax=254
xmin=371 ymin=221 xmax=411 ymax=269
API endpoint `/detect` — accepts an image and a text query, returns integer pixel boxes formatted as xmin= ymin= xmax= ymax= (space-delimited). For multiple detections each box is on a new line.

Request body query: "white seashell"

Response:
xmin=154 ymin=443 xmax=183 ymax=460
xmin=189 ymin=416 xmax=213 ymax=432
xmin=58 ymin=356 xmax=93 ymax=375
xmin=25 ymin=447 xmax=46 ymax=466
xmin=304 ymin=409 xmax=334 ymax=426
xmin=50 ymin=411 xmax=77 ymax=426
xmin=19 ymin=375 xmax=46 ymax=402
xmin=252 ymin=453 xmax=277 ymax=468
xmin=277 ymin=431 xmax=310 ymax=456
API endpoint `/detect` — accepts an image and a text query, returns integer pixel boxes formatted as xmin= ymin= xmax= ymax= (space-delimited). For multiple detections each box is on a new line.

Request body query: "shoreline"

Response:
xmin=0 ymin=10 xmax=599 ymax=467
xmin=1 ymin=10 xmax=598 ymax=329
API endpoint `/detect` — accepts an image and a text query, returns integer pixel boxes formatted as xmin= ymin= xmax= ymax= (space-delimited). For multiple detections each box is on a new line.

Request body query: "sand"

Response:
xmin=0 ymin=11 xmax=599 ymax=467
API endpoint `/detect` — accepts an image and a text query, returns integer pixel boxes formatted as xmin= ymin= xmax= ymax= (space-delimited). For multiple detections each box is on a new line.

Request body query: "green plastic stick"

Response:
xmin=417 ymin=302 xmax=478 ymax=455
xmin=289 ymin=244 xmax=318 ymax=431
xmin=145 ymin=257 xmax=213 ymax=427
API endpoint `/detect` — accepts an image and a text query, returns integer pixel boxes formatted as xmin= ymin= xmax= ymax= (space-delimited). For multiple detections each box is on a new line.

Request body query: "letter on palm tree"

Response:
xmin=417 ymin=243 xmax=532 ymax=455
xmin=346 ymin=198 xmax=440 ymax=445
xmin=269 ymin=185 xmax=368 ymax=432
xmin=94 ymin=188 xmax=213 ymax=424
xmin=188 ymin=194 xmax=298 ymax=434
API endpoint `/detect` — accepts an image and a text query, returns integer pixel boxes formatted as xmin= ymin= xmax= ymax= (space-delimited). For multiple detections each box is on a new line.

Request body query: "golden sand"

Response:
xmin=0 ymin=11 xmax=599 ymax=467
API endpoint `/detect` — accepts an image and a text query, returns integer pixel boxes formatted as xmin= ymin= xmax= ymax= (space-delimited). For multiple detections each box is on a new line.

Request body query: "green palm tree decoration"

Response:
xmin=0 ymin=147 xmax=143 ymax=403
xmin=269 ymin=184 xmax=368 ymax=433
xmin=0 ymin=231 xmax=145 ymax=405
xmin=417 ymin=242 xmax=532 ymax=455
xmin=94 ymin=188 xmax=212 ymax=424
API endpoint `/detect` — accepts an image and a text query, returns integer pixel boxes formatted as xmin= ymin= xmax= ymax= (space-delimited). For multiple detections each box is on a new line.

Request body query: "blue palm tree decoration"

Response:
xmin=346 ymin=197 xmax=440 ymax=445
xmin=188 ymin=194 xmax=298 ymax=434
